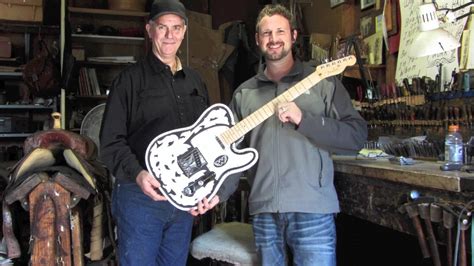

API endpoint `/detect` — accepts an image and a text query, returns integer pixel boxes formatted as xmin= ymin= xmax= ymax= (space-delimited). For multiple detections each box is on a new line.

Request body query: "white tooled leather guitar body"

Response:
xmin=145 ymin=56 xmax=356 ymax=210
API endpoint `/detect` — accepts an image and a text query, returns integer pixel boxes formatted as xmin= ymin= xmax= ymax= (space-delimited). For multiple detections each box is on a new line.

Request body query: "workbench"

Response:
xmin=333 ymin=156 xmax=474 ymax=235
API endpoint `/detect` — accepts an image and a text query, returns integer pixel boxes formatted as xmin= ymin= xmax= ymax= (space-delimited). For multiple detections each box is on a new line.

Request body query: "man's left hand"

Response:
xmin=277 ymin=102 xmax=302 ymax=125
xmin=189 ymin=196 xmax=220 ymax=216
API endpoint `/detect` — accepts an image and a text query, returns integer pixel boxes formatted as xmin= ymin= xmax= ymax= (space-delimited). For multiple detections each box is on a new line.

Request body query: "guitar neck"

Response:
xmin=220 ymin=71 xmax=322 ymax=145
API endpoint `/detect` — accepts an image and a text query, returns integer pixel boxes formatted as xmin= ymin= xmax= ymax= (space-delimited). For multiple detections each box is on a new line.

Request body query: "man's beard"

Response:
xmin=262 ymin=42 xmax=291 ymax=61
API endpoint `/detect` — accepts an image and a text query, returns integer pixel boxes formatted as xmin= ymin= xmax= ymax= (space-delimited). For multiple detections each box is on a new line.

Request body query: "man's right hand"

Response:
xmin=136 ymin=170 xmax=167 ymax=201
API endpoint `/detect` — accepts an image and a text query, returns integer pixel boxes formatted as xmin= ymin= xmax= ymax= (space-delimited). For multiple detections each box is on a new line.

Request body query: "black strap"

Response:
xmin=344 ymin=35 xmax=372 ymax=100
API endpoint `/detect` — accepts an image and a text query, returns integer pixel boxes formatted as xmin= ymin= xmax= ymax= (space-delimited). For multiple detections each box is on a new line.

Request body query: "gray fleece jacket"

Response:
xmin=226 ymin=59 xmax=367 ymax=215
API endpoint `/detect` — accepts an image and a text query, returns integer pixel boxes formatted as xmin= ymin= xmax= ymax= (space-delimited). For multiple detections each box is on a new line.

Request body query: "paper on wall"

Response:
xmin=395 ymin=0 xmax=469 ymax=88
xmin=460 ymin=29 xmax=474 ymax=70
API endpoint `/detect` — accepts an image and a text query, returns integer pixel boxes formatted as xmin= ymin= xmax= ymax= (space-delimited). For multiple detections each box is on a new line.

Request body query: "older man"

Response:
xmin=100 ymin=0 xmax=220 ymax=265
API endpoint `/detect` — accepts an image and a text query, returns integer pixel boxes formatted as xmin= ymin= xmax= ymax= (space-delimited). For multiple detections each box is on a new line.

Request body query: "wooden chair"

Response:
xmin=190 ymin=186 xmax=259 ymax=266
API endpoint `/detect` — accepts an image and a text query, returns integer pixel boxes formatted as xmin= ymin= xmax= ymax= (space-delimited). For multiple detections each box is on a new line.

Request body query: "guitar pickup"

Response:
xmin=182 ymin=171 xmax=216 ymax=197
xmin=178 ymin=148 xmax=207 ymax=177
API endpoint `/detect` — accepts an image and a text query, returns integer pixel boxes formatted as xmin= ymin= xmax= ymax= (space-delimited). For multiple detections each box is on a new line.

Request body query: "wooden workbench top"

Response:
xmin=332 ymin=156 xmax=474 ymax=193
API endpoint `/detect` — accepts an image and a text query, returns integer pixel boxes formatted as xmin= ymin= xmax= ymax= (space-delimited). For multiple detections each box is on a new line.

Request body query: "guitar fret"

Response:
xmin=292 ymin=83 xmax=303 ymax=95
xmin=301 ymin=76 xmax=314 ymax=90
xmin=248 ymin=111 xmax=264 ymax=128
xmin=219 ymin=133 xmax=227 ymax=145
xmin=255 ymin=109 xmax=265 ymax=123
xmin=223 ymin=130 xmax=232 ymax=144
xmin=224 ymin=128 xmax=235 ymax=144
xmin=294 ymin=84 xmax=305 ymax=96
xmin=285 ymin=89 xmax=298 ymax=102
xmin=274 ymin=95 xmax=286 ymax=104
xmin=231 ymin=131 xmax=238 ymax=142
xmin=229 ymin=133 xmax=238 ymax=144
xmin=248 ymin=114 xmax=259 ymax=128
xmin=286 ymin=88 xmax=297 ymax=101
xmin=243 ymin=122 xmax=252 ymax=132
xmin=235 ymin=123 xmax=247 ymax=139
xmin=262 ymin=104 xmax=274 ymax=117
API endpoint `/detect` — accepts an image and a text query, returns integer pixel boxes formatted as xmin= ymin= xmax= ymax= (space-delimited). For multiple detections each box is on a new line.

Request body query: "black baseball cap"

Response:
xmin=149 ymin=0 xmax=187 ymax=23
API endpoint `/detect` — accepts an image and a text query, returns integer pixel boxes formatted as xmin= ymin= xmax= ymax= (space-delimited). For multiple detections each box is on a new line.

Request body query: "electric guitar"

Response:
xmin=145 ymin=56 xmax=356 ymax=210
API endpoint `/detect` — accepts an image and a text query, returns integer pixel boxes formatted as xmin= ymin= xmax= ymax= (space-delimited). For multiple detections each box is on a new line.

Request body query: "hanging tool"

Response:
xmin=405 ymin=203 xmax=431 ymax=258
xmin=443 ymin=209 xmax=455 ymax=266
xmin=457 ymin=215 xmax=470 ymax=266
xmin=419 ymin=203 xmax=442 ymax=266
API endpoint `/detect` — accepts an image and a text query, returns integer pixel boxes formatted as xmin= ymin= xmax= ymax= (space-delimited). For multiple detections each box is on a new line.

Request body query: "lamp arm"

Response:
xmin=436 ymin=1 xmax=473 ymax=22
xmin=450 ymin=1 xmax=473 ymax=12
xmin=436 ymin=1 xmax=472 ymax=12
xmin=456 ymin=10 xmax=473 ymax=21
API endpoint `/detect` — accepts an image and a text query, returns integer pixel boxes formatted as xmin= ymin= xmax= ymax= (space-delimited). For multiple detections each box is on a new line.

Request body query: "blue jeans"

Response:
xmin=111 ymin=181 xmax=194 ymax=266
xmin=252 ymin=212 xmax=336 ymax=266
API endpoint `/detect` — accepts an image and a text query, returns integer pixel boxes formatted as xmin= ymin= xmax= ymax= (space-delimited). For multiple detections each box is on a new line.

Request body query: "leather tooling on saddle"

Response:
xmin=1 ymin=113 xmax=112 ymax=263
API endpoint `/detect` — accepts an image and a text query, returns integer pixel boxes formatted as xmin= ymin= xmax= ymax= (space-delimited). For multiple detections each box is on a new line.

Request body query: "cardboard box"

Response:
xmin=179 ymin=13 xmax=235 ymax=104
xmin=340 ymin=4 xmax=357 ymax=39
xmin=0 ymin=0 xmax=43 ymax=22
xmin=108 ymin=0 xmax=145 ymax=11
xmin=72 ymin=45 xmax=85 ymax=61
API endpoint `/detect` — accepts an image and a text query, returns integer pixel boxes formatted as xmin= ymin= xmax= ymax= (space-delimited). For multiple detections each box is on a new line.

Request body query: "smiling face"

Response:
xmin=256 ymin=14 xmax=297 ymax=62
xmin=146 ymin=13 xmax=187 ymax=61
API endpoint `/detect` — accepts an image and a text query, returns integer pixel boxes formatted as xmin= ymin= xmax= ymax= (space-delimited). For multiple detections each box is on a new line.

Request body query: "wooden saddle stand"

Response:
xmin=1 ymin=113 xmax=115 ymax=265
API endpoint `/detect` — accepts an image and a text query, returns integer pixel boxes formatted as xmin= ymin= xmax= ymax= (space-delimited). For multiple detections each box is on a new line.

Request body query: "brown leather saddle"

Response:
xmin=2 ymin=112 xmax=111 ymax=260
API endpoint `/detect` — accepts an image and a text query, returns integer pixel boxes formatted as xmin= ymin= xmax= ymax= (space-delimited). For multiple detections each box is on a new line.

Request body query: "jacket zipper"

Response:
xmin=317 ymin=149 xmax=323 ymax=187
xmin=275 ymin=83 xmax=281 ymax=212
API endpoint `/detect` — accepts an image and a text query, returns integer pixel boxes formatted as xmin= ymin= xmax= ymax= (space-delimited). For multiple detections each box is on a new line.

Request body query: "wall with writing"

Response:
xmin=395 ymin=0 xmax=469 ymax=88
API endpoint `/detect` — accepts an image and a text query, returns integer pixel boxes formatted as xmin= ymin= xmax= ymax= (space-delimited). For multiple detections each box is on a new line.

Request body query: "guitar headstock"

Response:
xmin=315 ymin=55 xmax=356 ymax=78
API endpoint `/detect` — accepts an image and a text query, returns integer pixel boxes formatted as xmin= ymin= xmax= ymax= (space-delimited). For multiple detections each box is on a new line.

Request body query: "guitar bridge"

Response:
xmin=177 ymin=148 xmax=207 ymax=177
xmin=182 ymin=171 xmax=216 ymax=197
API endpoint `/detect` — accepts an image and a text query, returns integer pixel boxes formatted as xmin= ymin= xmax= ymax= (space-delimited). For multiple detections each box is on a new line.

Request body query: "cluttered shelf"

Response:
xmin=66 ymin=4 xmax=147 ymax=131
xmin=76 ymin=60 xmax=135 ymax=66
xmin=333 ymin=155 xmax=474 ymax=245
xmin=343 ymin=64 xmax=386 ymax=82
xmin=0 ymin=104 xmax=55 ymax=110
xmin=72 ymin=95 xmax=108 ymax=100
xmin=68 ymin=6 xmax=148 ymax=17
xmin=347 ymin=64 xmax=386 ymax=70
xmin=333 ymin=156 xmax=474 ymax=192
xmin=71 ymin=34 xmax=145 ymax=43
xmin=0 ymin=72 xmax=22 ymax=80
xmin=0 ymin=22 xmax=59 ymax=34
xmin=0 ymin=103 xmax=57 ymax=140
xmin=0 ymin=133 xmax=32 ymax=138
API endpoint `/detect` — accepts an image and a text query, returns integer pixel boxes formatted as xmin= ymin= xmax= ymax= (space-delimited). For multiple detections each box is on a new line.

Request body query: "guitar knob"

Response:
xmin=183 ymin=187 xmax=193 ymax=197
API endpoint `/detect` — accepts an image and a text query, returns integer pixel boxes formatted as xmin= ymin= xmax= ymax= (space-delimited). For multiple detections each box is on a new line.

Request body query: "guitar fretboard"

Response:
xmin=219 ymin=71 xmax=322 ymax=146
xmin=218 ymin=56 xmax=355 ymax=146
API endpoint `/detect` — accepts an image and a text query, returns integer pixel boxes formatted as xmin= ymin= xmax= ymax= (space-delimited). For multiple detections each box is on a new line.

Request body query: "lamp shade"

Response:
xmin=408 ymin=3 xmax=461 ymax=58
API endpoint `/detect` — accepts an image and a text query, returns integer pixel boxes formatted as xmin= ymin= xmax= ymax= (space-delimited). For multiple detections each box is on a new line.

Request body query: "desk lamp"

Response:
xmin=408 ymin=1 xmax=473 ymax=58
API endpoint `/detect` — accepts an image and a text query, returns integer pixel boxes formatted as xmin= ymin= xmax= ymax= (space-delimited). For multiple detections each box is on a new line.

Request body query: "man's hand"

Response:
xmin=277 ymin=102 xmax=302 ymax=125
xmin=189 ymin=196 xmax=220 ymax=216
xmin=136 ymin=170 xmax=167 ymax=201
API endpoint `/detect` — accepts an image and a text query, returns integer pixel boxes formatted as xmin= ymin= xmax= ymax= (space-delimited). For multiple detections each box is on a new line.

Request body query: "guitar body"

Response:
xmin=145 ymin=104 xmax=258 ymax=210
